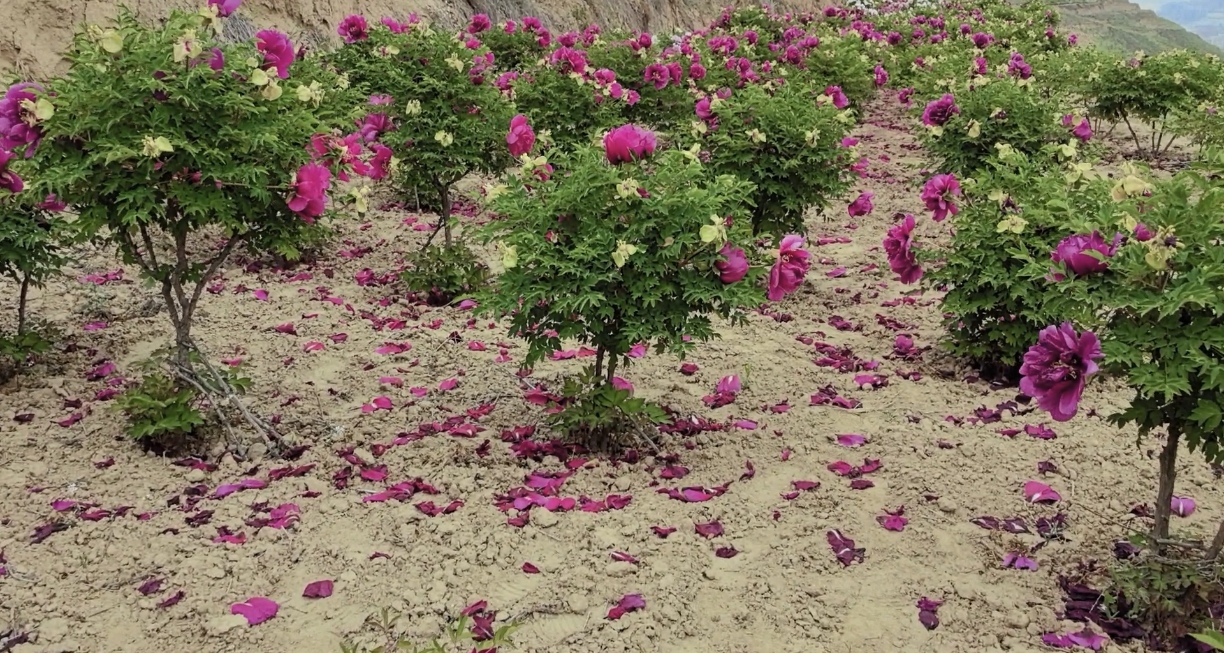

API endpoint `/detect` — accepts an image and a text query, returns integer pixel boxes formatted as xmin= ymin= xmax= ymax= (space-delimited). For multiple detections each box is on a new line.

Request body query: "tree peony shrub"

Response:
xmin=0 ymin=167 xmax=66 ymax=370
xmin=477 ymin=133 xmax=763 ymax=441
xmin=33 ymin=8 xmax=342 ymax=365
xmin=916 ymin=144 xmax=1114 ymax=377
xmin=1029 ymin=149 xmax=1224 ymax=549
xmin=700 ymin=81 xmax=853 ymax=236
xmin=916 ymin=78 xmax=1072 ymax=175
xmin=328 ymin=16 xmax=514 ymax=246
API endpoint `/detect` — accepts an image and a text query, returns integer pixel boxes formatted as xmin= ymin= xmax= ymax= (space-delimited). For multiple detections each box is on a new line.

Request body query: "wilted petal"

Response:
xmin=230 ymin=596 xmax=279 ymax=625
xmin=1022 ymin=480 xmax=1061 ymax=503
xmin=303 ymin=580 xmax=333 ymax=598
xmin=694 ymin=520 xmax=723 ymax=538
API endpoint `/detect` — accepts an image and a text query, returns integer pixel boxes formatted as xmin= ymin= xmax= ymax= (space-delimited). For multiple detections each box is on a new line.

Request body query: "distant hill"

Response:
xmin=1041 ymin=0 xmax=1222 ymax=54
xmin=1151 ymin=0 xmax=1224 ymax=49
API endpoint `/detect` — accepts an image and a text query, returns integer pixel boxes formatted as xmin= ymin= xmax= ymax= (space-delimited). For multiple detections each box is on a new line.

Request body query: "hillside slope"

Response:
xmin=1046 ymin=0 xmax=1221 ymax=54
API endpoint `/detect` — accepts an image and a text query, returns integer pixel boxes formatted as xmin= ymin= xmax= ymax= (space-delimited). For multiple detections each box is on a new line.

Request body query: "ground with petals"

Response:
xmin=0 ymin=98 xmax=1216 ymax=653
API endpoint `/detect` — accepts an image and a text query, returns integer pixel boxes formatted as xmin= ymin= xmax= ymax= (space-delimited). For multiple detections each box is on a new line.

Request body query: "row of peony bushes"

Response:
xmin=871 ymin=3 xmax=1224 ymax=644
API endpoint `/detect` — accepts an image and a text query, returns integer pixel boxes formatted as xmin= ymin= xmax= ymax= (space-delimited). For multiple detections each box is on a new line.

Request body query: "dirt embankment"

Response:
xmin=0 ymin=0 xmax=814 ymax=79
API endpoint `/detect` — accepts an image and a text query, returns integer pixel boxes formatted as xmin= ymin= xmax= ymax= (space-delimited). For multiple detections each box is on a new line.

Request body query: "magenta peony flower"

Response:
xmin=920 ymin=173 xmax=960 ymax=221
xmin=287 ymin=163 xmax=330 ymax=221
xmin=603 ymin=124 xmax=656 ymax=164
xmin=207 ymin=0 xmax=242 ymax=17
xmin=0 ymin=82 xmax=44 ymax=157
xmin=847 ymin=191 xmax=873 ymax=217
xmin=898 ymin=87 xmax=914 ymax=106
xmin=506 ymin=114 xmax=535 ymax=156
xmin=921 ymin=93 xmax=959 ymax=126
xmin=356 ymin=112 xmax=393 ymax=142
xmin=715 ymin=243 xmax=748 ymax=283
xmin=207 ymin=47 xmax=225 ymax=71
xmin=37 ymin=194 xmax=66 ymax=211
xmin=467 ymin=13 xmax=491 ymax=34
xmin=366 ymin=143 xmax=392 ymax=180
xmin=824 ymin=85 xmax=849 ymax=109
xmin=767 ymin=234 xmax=810 ymax=301
xmin=695 ymin=97 xmax=713 ymax=120
xmin=1071 ymin=118 xmax=1092 ymax=141
xmin=1050 ymin=231 xmax=1120 ymax=277
xmin=594 ymin=68 xmax=616 ymax=85
xmin=973 ymin=56 xmax=988 ymax=75
xmin=970 ymin=32 xmax=992 ymax=48
xmin=643 ymin=63 xmax=670 ymax=89
xmin=873 ymin=64 xmax=889 ymax=87
xmin=0 ymin=150 xmax=23 ymax=193
xmin=255 ymin=30 xmax=294 ymax=79
xmin=883 ymin=213 xmax=922 ymax=283
xmin=1132 ymin=222 xmax=1153 ymax=242
xmin=337 ymin=15 xmax=368 ymax=43
xmin=381 ymin=16 xmax=407 ymax=33
xmin=1019 ymin=322 xmax=1102 ymax=422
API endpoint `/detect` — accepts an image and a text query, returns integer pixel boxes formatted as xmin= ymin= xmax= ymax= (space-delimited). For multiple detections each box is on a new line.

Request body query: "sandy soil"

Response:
xmin=0 ymin=97 xmax=1217 ymax=653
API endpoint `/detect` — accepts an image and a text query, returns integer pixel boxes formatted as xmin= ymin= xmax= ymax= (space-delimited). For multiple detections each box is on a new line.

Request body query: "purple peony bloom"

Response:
xmin=0 ymin=82 xmax=45 ymax=157
xmin=883 ymin=213 xmax=922 ymax=283
xmin=921 ymin=93 xmax=959 ymax=126
xmin=715 ymin=243 xmax=748 ymax=283
xmin=255 ymin=30 xmax=294 ymax=79
xmin=921 ymin=173 xmax=960 ymax=221
xmin=0 ymin=149 xmax=23 ymax=193
xmin=603 ymin=124 xmax=656 ymax=164
xmin=1050 ymin=231 xmax=1120 ymax=277
xmin=847 ymin=191 xmax=873 ymax=217
xmin=767 ymin=234 xmax=810 ymax=301
xmin=506 ymin=114 xmax=535 ymax=156
xmin=207 ymin=0 xmax=242 ymax=17
xmin=1019 ymin=322 xmax=1102 ymax=422
xmin=337 ymin=15 xmax=369 ymax=43
xmin=1132 ymin=222 xmax=1153 ymax=242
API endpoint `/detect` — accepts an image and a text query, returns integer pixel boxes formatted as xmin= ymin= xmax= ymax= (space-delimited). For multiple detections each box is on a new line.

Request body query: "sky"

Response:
xmin=1131 ymin=0 xmax=1166 ymax=8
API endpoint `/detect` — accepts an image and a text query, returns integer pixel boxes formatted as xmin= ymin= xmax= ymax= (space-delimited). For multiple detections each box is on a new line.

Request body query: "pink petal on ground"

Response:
xmin=792 ymin=480 xmax=820 ymax=491
xmin=137 ymin=577 xmax=164 ymax=595
xmin=849 ymin=478 xmax=874 ymax=490
xmin=329 ymin=332 xmax=348 ymax=343
xmin=379 ymin=375 xmax=403 ymax=387
xmin=610 ymin=551 xmax=639 ymax=563
xmin=157 ymin=590 xmax=185 ymax=608
xmin=273 ymin=322 xmax=296 ymax=334
xmin=627 ymin=342 xmax=647 ymax=357
xmin=1066 ymin=629 xmax=1108 ymax=650
xmin=732 ymin=418 xmax=757 ymax=429
xmin=651 ymin=525 xmax=676 ymax=538
xmin=1171 ymin=495 xmax=1196 ymax=517
xmin=1022 ymin=480 xmax=1061 ymax=504
xmin=522 ymin=562 xmax=540 ymax=574
xmin=84 ymin=321 xmax=108 ymax=331
xmin=253 ymin=289 xmax=269 ymax=301
xmin=230 ymin=596 xmax=279 ymax=625
xmin=714 ymin=545 xmax=739 ymax=558
xmin=827 ymin=461 xmax=854 ymax=476
xmin=878 ymin=510 xmax=908 ymax=531
xmin=679 ymin=362 xmax=699 ymax=375
xmin=740 ymin=460 xmax=755 ymax=480
xmin=438 ymin=377 xmax=458 ymax=391
xmin=836 ymin=433 xmax=866 ymax=447
xmin=827 ymin=529 xmax=864 ymax=566
xmin=302 ymin=341 xmax=325 ymax=352
xmin=694 ymin=520 xmax=724 ymax=538
xmin=302 ymin=580 xmax=333 ymax=598
xmin=606 ymin=593 xmax=645 ymax=620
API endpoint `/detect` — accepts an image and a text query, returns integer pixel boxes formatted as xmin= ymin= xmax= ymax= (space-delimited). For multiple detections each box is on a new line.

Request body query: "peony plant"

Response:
xmin=0 ymin=152 xmax=65 ymax=369
xmin=699 ymin=81 xmax=853 ymax=236
xmin=328 ymin=15 xmax=515 ymax=246
xmin=1023 ymin=150 xmax=1224 ymax=551
xmin=477 ymin=124 xmax=781 ymax=441
xmin=32 ymin=6 xmax=341 ymax=366
xmin=914 ymin=144 xmax=1115 ymax=376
